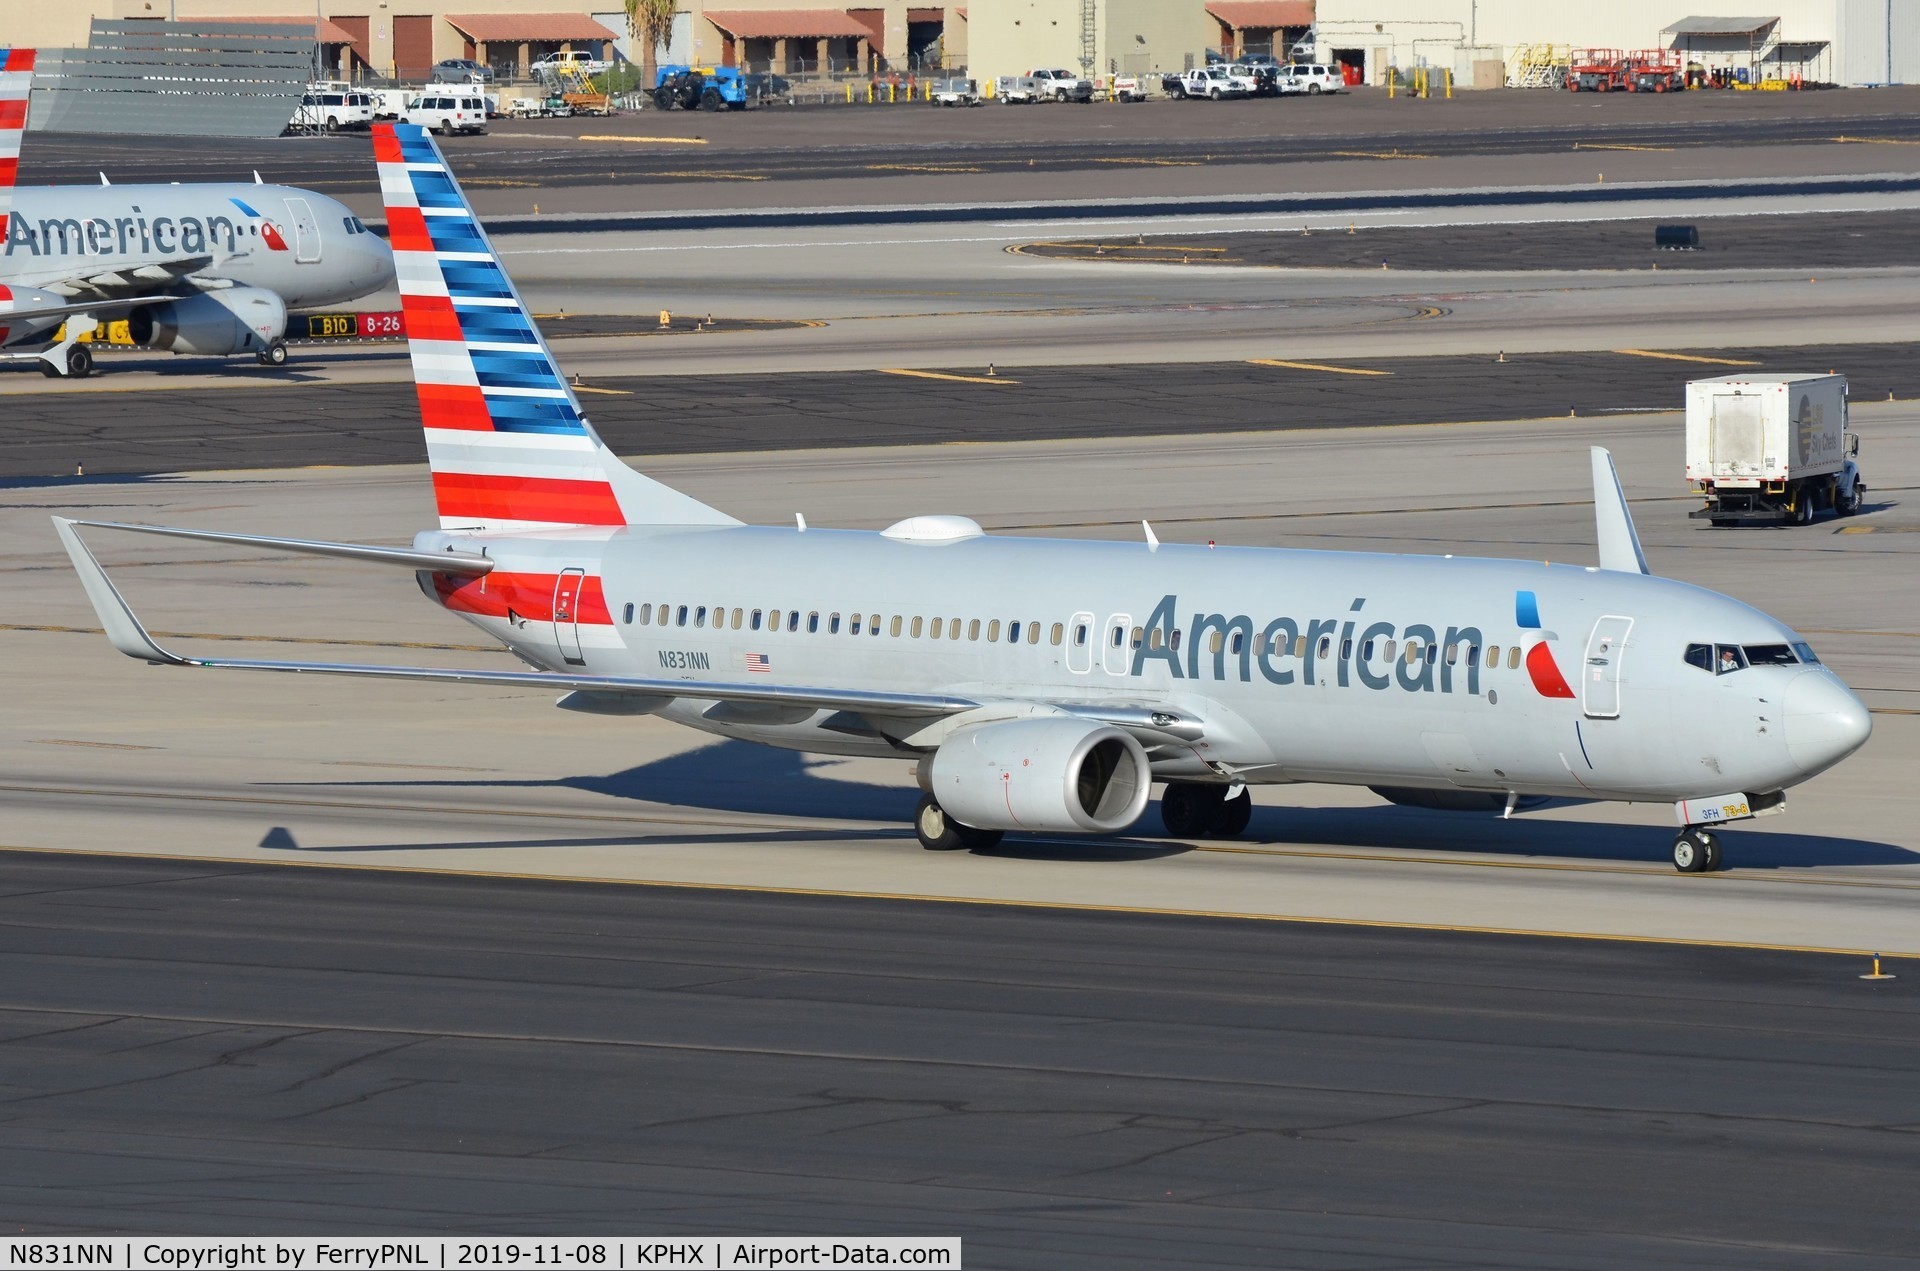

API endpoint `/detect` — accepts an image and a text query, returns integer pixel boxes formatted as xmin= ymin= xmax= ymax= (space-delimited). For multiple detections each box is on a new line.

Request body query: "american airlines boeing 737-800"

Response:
xmin=0 ymin=50 xmax=393 ymax=377
xmin=53 ymin=123 xmax=1872 ymax=872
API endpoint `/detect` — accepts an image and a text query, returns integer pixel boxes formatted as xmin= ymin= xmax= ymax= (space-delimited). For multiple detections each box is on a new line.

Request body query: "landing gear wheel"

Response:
xmin=1213 ymin=789 xmax=1254 ymax=838
xmin=1702 ymin=834 xmax=1723 ymax=872
xmin=1161 ymin=782 xmax=1227 ymax=838
xmin=65 ymin=344 xmax=93 ymax=379
xmin=915 ymin=793 xmax=997 ymax=851
xmin=256 ymin=340 xmax=288 ymax=368
xmin=1673 ymin=828 xmax=1715 ymax=873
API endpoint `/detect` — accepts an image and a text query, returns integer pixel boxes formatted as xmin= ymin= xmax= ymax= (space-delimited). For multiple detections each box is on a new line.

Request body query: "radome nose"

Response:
xmin=1785 ymin=671 xmax=1872 ymax=775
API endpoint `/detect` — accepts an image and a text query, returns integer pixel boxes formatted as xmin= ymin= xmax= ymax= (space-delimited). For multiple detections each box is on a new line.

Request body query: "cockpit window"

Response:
xmin=1744 ymin=644 xmax=1798 ymax=667
xmin=1792 ymin=641 xmax=1821 ymax=665
xmin=1715 ymin=645 xmax=1747 ymax=674
xmin=1684 ymin=643 xmax=1713 ymax=672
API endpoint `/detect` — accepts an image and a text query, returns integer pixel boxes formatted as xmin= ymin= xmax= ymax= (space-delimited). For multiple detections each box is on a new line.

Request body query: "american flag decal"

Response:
xmin=745 ymin=653 xmax=771 ymax=674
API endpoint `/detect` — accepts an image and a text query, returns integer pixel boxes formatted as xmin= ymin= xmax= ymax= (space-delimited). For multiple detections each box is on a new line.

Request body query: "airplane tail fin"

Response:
xmin=1590 ymin=446 xmax=1649 ymax=574
xmin=373 ymin=122 xmax=736 ymax=532
xmin=0 ymin=50 xmax=35 ymax=241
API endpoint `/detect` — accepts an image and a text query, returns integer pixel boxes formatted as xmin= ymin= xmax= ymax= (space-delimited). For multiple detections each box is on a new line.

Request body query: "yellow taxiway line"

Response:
xmin=1615 ymin=349 xmax=1762 ymax=366
xmin=575 ymin=135 xmax=710 ymax=145
xmin=1248 ymin=358 xmax=1392 ymax=377
xmin=879 ymin=368 xmax=1019 ymax=385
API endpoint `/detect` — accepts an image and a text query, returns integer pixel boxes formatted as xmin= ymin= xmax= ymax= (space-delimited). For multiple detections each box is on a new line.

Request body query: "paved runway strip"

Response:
xmin=1 ymin=850 xmax=1914 ymax=1261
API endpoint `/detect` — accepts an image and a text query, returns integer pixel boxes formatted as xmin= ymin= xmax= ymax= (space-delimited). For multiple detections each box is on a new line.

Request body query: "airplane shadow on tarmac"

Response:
xmin=281 ymin=739 xmax=1917 ymax=869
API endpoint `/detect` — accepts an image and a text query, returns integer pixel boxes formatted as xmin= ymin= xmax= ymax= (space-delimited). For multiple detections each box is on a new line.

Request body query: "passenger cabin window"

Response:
xmin=930 ymin=617 xmax=943 ymax=639
xmin=732 ymin=608 xmax=744 ymax=630
xmin=1074 ymin=623 xmax=1088 ymax=647
xmin=968 ymin=619 xmax=981 ymax=641
xmin=891 ymin=616 xmax=903 ymax=638
xmin=1483 ymin=644 xmax=1497 ymax=667
xmin=808 ymin=612 xmax=820 ymax=633
xmin=789 ymin=612 xmax=801 ymax=633
xmin=1508 ymin=646 xmax=1522 ymax=670
xmin=751 ymin=610 xmax=763 ymax=631
xmin=694 ymin=606 xmax=707 ymax=628
xmin=849 ymin=613 xmax=862 ymax=636
xmin=830 ymin=612 xmax=842 ymax=634
xmin=1029 ymin=623 xmax=1041 ymax=645
xmin=1051 ymin=623 xmax=1064 ymax=646
xmin=870 ymin=613 xmax=881 ymax=636
xmin=987 ymin=620 xmax=1002 ymax=642
xmin=676 ymin=605 xmax=689 ymax=627
xmin=910 ymin=617 xmax=922 ymax=638
xmin=1006 ymin=621 xmax=1019 ymax=643
xmin=623 ymin=603 xmax=635 ymax=624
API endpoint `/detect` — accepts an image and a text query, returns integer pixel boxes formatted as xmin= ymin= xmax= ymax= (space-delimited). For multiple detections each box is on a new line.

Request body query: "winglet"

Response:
xmin=1590 ymin=447 xmax=1649 ymax=575
xmin=52 ymin=518 xmax=191 ymax=666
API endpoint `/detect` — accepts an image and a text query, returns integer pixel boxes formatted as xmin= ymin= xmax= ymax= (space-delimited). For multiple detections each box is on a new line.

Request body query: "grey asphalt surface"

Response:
xmin=26 ymin=86 xmax=1920 ymax=191
xmin=2 ymin=850 xmax=1914 ymax=1264
xmin=1022 ymin=207 xmax=1920 ymax=271
xmin=9 ymin=341 xmax=1918 ymax=479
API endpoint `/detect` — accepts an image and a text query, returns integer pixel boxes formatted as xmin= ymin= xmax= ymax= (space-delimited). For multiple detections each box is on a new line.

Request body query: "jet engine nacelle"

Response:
xmin=0 ymin=285 xmax=72 ymax=346
xmin=928 ymin=717 xmax=1151 ymax=834
xmin=128 ymin=287 xmax=287 ymax=356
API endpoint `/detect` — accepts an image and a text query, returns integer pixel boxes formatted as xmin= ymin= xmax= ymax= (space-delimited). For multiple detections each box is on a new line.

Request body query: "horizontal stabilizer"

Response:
xmin=1590 ymin=446 xmax=1650 ymax=575
xmin=60 ymin=519 xmax=495 ymax=574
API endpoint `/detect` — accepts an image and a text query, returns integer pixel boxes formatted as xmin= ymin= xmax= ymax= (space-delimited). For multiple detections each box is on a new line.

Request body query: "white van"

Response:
xmin=404 ymin=91 xmax=489 ymax=135
xmin=290 ymin=89 xmax=374 ymax=131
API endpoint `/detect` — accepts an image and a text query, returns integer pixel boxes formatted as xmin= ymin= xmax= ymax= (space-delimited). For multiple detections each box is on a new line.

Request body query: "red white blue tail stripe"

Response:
xmin=375 ymin=122 xmax=735 ymax=532
xmin=0 ymin=50 xmax=36 ymax=249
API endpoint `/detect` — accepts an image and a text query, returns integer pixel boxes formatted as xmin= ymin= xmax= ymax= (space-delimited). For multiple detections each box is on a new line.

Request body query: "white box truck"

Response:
xmin=1685 ymin=373 xmax=1864 ymax=526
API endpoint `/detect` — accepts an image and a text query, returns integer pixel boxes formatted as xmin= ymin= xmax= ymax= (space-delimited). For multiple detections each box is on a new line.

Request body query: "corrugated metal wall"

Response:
xmin=1839 ymin=0 xmax=1920 ymax=83
xmin=28 ymin=21 xmax=314 ymax=138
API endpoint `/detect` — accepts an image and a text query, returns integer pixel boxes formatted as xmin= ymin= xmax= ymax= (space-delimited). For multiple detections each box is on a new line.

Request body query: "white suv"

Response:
xmin=1278 ymin=63 xmax=1346 ymax=94
xmin=405 ymin=91 xmax=489 ymax=135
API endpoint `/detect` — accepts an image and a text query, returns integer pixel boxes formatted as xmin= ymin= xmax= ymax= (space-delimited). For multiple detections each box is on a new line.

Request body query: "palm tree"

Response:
xmin=625 ymin=0 xmax=676 ymax=86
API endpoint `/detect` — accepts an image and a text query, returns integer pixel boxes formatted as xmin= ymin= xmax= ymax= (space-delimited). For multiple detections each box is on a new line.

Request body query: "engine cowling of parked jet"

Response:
xmin=928 ymin=717 xmax=1151 ymax=834
xmin=1369 ymin=786 xmax=1554 ymax=814
xmin=127 ymin=287 xmax=287 ymax=356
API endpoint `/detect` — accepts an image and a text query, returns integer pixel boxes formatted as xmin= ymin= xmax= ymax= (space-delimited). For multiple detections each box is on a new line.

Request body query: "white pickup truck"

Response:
xmin=1165 ymin=67 xmax=1252 ymax=100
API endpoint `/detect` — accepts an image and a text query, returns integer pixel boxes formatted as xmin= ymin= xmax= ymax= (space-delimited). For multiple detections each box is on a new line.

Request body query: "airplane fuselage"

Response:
xmin=415 ymin=525 xmax=1869 ymax=807
xmin=3 ymin=183 xmax=392 ymax=319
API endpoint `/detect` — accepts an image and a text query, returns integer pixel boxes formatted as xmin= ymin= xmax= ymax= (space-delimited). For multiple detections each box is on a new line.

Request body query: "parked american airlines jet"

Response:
xmin=54 ymin=124 xmax=1872 ymax=872
xmin=0 ymin=50 xmax=393 ymax=377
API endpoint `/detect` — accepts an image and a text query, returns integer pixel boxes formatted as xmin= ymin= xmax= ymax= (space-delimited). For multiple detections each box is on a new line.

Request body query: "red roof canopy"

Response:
xmin=1205 ymin=1 xmax=1315 ymax=29
xmin=704 ymin=9 xmax=876 ymax=39
xmin=186 ymin=15 xmax=360 ymax=43
xmin=443 ymin=13 xmax=613 ymax=42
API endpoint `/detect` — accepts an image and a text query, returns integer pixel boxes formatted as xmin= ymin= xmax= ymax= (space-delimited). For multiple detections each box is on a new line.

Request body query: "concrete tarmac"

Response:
xmin=5 ymin=411 xmax=1917 ymax=956
xmin=2 ymin=850 xmax=1914 ymax=1263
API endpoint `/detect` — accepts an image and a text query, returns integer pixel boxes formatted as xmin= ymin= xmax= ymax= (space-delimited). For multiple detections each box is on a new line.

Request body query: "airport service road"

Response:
xmin=3 ymin=412 xmax=1918 ymax=956
xmin=2 ymin=851 xmax=1915 ymax=1262
xmin=9 ymin=341 xmax=1920 ymax=481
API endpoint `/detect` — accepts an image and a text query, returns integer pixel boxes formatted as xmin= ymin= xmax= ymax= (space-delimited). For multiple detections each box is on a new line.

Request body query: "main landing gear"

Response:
xmin=1672 ymin=826 xmax=1724 ymax=873
xmin=914 ymin=793 xmax=1004 ymax=852
xmin=1160 ymin=781 xmax=1253 ymax=839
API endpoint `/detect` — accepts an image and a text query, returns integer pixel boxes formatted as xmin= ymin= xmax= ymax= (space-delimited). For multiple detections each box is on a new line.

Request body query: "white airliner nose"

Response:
xmin=1785 ymin=671 xmax=1872 ymax=775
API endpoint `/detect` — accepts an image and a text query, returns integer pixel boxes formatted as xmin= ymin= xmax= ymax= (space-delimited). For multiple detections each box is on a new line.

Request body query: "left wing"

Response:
xmin=54 ymin=518 xmax=1212 ymax=746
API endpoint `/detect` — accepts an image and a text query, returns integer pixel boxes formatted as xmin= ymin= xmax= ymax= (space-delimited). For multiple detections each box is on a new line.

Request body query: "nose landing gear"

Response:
xmin=1673 ymin=827 xmax=1723 ymax=873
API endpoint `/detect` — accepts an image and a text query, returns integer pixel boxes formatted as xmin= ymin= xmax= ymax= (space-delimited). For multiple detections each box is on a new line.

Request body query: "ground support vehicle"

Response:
xmin=996 ymin=76 xmax=1040 ymax=103
xmin=1111 ymin=74 xmax=1151 ymax=102
xmin=1166 ymin=68 xmax=1249 ymax=99
xmin=531 ymin=50 xmax=608 ymax=77
xmin=1626 ymin=50 xmax=1686 ymax=92
xmin=1220 ymin=64 xmax=1270 ymax=95
xmin=370 ymin=88 xmax=413 ymax=120
xmin=1567 ymin=48 xmax=1627 ymax=91
xmin=1026 ymin=68 xmax=1094 ymax=102
xmin=653 ymin=65 xmax=747 ymax=111
xmin=1685 ymin=374 xmax=1862 ymax=525
xmin=507 ymin=94 xmax=572 ymax=118
xmin=929 ymin=77 xmax=981 ymax=106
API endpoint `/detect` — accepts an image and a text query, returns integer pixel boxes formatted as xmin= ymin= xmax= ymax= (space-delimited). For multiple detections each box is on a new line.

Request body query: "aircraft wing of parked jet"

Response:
xmin=53 ymin=122 xmax=1872 ymax=873
xmin=0 ymin=48 xmax=393 ymax=378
